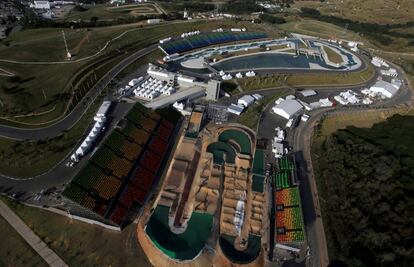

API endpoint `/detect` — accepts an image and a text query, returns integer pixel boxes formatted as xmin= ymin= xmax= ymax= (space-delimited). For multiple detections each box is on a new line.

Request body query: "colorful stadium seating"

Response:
xmin=131 ymin=166 xmax=155 ymax=192
xmin=62 ymin=103 xmax=181 ymax=226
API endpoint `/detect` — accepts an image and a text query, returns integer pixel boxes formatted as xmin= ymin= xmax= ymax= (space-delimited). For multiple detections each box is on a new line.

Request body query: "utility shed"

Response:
xmin=370 ymin=80 xmax=399 ymax=98
xmin=272 ymin=100 xmax=303 ymax=120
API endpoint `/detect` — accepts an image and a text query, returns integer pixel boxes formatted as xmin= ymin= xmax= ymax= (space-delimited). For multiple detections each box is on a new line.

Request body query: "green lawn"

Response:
xmin=323 ymin=45 xmax=344 ymax=64
xmin=0 ymin=214 xmax=48 ymax=267
xmin=1 ymin=197 xmax=151 ymax=267
xmin=237 ymin=63 xmax=375 ymax=91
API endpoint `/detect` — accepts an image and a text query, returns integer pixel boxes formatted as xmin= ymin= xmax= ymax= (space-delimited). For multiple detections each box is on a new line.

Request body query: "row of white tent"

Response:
xmin=228 ymin=94 xmax=263 ymax=115
xmin=380 ymin=68 xmax=398 ymax=77
xmin=371 ymin=56 xmax=389 ymax=68
xmin=133 ymin=77 xmax=175 ymax=100
xmin=70 ymin=102 xmax=110 ymax=162
xmin=181 ymin=30 xmax=200 ymax=38
xmin=219 ymin=70 xmax=256 ymax=81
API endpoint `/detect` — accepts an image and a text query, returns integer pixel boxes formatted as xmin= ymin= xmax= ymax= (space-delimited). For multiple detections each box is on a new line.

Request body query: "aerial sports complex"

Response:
xmin=57 ymin=27 xmax=370 ymax=266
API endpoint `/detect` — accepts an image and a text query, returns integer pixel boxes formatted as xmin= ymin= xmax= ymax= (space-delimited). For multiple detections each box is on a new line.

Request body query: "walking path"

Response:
xmin=0 ymin=200 xmax=68 ymax=267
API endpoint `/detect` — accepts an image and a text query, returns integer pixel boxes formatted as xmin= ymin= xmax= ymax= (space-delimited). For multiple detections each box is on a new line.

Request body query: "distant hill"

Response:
xmin=292 ymin=0 xmax=414 ymax=25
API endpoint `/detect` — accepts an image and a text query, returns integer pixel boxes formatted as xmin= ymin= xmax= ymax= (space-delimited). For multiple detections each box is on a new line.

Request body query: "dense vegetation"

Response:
xmin=221 ymin=0 xmax=261 ymax=14
xmin=259 ymin=14 xmax=286 ymax=24
xmin=317 ymin=115 xmax=414 ymax=267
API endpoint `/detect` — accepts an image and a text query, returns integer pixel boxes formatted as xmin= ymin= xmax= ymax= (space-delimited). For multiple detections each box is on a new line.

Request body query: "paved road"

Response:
xmin=0 ymin=44 xmax=158 ymax=141
xmin=0 ymin=200 xmax=68 ymax=267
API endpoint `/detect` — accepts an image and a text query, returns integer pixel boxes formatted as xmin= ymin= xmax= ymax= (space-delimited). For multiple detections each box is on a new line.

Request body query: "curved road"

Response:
xmin=0 ymin=43 xmax=158 ymax=140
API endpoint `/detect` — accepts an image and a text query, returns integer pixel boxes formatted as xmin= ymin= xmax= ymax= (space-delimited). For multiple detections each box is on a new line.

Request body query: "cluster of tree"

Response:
xmin=300 ymin=8 xmax=414 ymax=46
xmin=318 ymin=114 xmax=414 ymax=267
xmin=221 ymin=0 xmax=261 ymax=14
xmin=156 ymin=0 xmax=216 ymax=12
xmin=259 ymin=13 xmax=286 ymax=24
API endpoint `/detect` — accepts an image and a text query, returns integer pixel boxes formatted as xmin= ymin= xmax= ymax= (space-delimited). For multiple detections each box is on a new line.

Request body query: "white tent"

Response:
xmin=96 ymin=101 xmax=111 ymax=118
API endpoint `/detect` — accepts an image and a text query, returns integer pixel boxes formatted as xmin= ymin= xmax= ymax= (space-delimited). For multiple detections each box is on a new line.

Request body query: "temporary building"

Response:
xmin=391 ymin=79 xmax=402 ymax=90
xmin=275 ymin=98 xmax=285 ymax=105
xmin=299 ymin=90 xmax=317 ymax=97
xmin=96 ymin=101 xmax=111 ymax=118
xmin=369 ymin=80 xmax=399 ymax=98
xmin=334 ymin=95 xmax=349 ymax=105
xmin=272 ymin=100 xmax=303 ymax=119
xmin=297 ymin=99 xmax=312 ymax=111
xmin=363 ymin=98 xmax=373 ymax=105
xmin=252 ymin=94 xmax=263 ymax=101
xmin=227 ymin=104 xmax=244 ymax=116
xmin=237 ymin=95 xmax=255 ymax=107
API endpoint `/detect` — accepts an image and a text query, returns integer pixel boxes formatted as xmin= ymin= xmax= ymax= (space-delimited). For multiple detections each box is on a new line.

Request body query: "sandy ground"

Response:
xmin=136 ymin=123 xmax=269 ymax=267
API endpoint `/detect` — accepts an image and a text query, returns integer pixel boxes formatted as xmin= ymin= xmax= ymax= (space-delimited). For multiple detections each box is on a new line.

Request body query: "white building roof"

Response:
xmin=252 ymin=94 xmax=263 ymax=101
xmin=96 ymin=101 xmax=111 ymax=117
xmin=319 ymin=98 xmax=333 ymax=107
xmin=237 ymin=95 xmax=255 ymax=107
xmin=227 ymin=104 xmax=244 ymax=115
xmin=391 ymin=79 xmax=402 ymax=89
xmin=334 ymin=95 xmax=349 ymax=105
xmin=299 ymin=89 xmax=317 ymax=97
xmin=370 ymin=80 xmax=399 ymax=98
xmin=272 ymin=100 xmax=303 ymax=119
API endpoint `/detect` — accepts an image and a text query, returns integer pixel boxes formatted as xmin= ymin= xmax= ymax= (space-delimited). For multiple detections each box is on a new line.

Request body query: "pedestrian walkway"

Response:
xmin=0 ymin=200 xmax=68 ymax=267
